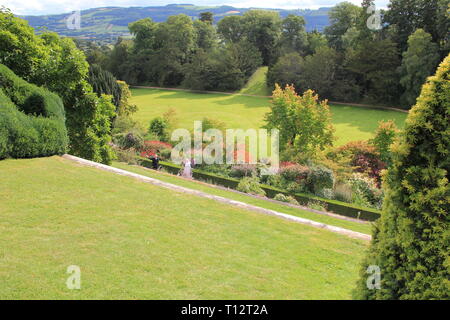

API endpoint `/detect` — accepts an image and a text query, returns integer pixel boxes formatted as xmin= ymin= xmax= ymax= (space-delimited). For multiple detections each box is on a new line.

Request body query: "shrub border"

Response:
xmin=138 ymin=157 xmax=381 ymax=221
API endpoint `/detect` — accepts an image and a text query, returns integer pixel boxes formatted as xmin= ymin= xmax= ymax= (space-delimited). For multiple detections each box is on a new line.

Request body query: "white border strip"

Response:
xmin=62 ymin=154 xmax=372 ymax=241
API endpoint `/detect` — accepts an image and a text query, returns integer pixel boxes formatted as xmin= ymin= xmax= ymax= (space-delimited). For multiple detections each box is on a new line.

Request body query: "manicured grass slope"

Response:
xmin=112 ymin=161 xmax=372 ymax=235
xmin=239 ymin=67 xmax=271 ymax=96
xmin=131 ymin=89 xmax=407 ymax=146
xmin=0 ymin=157 xmax=367 ymax=299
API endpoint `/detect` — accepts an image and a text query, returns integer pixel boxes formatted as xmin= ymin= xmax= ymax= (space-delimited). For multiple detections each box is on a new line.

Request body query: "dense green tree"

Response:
xmin=107 ymin=38 xmax=136 ymax=83
xmin=280 ymin=14 xmax=308 ymax=54
xmin=355 ymin=0 xmax=378 ymax=42
xmin=264 ymin=84 xmax=335 ymax=159
xmin=266 ymin=53 xmax=304 ymax=90
xmin=193 ymin=19 xmax=217 ymax=51
xmin=0 ymin=10 xmax=116 ymax=164
xmin=354 ymin=55 xmax=449 ymax=300
xmin=183 ymin=46 xmax=250 ymax=92
xmin=306 ymin=31 xmax=328 ymax=55
xmin=116 ymin=80 xmax=137 ymax=117
xmin=182 ymin=49 xmax=220 ymax=90
xmin=436 ymin=0 xmax=450 ymax=55
xmin=226 ymin=40 xmax=263 ymax=77
xmin=299 ymin=47 xmax=340 ymax=99
xmin=128 ymin=18 xmax=157 ymax=52
xmin=341 ymin=27 xmax=360 ymax=50
xmin=37 ymin=33 xmax=116 ymax=164
xmin=370 ymin=120 xmax=399 ymax=166
xmin=347 ymin=38 xmax=401 ymax=105
xmin=242 ymin=10 xmax=282 ymax=65
xmin=217 ymin=15 xmax=245 ymax=43
xmin=324 ymin=2 xmax=362 ymax=50
xmin=399 ymin=29 xmax=440 ymax=107
xmin=268 ymin=48 xmax=359 ymax=102
xmin=154 ymin=14 xmax=197 ymax=85
xmin=384 ymin=0 xmax=449 ymax=53
xmin=0 ymin=7 xmax=46 ymax=81
xmin=75 ymin=40 xmax=111 ymax=70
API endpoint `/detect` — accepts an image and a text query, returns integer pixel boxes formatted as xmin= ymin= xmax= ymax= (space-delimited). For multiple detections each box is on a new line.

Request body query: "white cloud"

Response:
xmin=0 ymin=0 xmax=390 ymax=15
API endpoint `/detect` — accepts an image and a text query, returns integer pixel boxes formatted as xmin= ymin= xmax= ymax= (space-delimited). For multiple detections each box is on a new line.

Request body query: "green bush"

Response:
xmin=114 ymin=147 xmax=138 ymax=165
xmin=370 ymin=120 xmax=399 ymax=166
xmin=274 ymin=193 xmax=299 ymax=205
xmin=115 ymin=132 xmax=144 ymax=150
xmin=306 ymin=200 xmax=327 ymax=212
xmin=237 ymin=177 xmax=266 ymax=197
xmin=148 ymin=117 xmax=169 ymax=142
xmin=0 ymin=64 xmax=68 ymax=159
xmin=306 ymin=165 xmax=335 ymax=194
xmin=279 ymin=164 xmax=310 ymax=182
xmin=230 ymin=164 xmax=257 ymax=178
xmin=317 ymin=188 xmax=334 ymax=200
xmin=196 ymin=164 xmax=232 ymax=178
xmin=140 ymin=158 xmax=381 ymax=221
xmin=348 ymin=173 xmax=383 ymax=210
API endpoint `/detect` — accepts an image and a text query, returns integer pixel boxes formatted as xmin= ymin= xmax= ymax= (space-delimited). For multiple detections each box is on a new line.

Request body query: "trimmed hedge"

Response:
xmin=0 ymin=64 xmax=68 ymax=159
xmin=139 ymin=158 xmax=381 ymax=221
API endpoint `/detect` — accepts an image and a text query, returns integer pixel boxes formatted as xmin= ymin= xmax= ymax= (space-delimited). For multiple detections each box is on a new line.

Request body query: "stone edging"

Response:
xmin=131 ymin=163 xmax=369 ymax=225
xmin=63 ymin=154 xmax=372 ymax=241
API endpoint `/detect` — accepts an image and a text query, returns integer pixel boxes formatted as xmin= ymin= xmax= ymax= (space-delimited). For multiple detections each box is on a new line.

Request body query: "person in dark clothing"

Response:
xmin=150 ymin=151 xmax=160 ymax=170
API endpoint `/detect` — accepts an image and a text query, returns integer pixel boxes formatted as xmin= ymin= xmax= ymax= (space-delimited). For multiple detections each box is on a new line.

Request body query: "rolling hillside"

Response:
xmin=20 ymin=4 xmax=331 ymax=43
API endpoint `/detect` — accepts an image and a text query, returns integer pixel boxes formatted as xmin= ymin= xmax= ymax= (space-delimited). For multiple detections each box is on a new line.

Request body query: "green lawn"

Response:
xmin=239 ymin=67 xmax=271 ymax=96
xmin=112 ymin=161 xmax=373 ymax=235
xmin=0 ymin=156 xmax=367 ymax=299
xmin=131 ymin=88 xmax=407 ymax=146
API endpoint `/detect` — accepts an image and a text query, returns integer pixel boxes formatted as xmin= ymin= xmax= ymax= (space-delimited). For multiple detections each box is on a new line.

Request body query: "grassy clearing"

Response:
xmin=131 ymin=88 xmax=407 ymax=146
xmin=112 ymin=161 xmax=373 ymax=235
xmin=0 ymin=156 xmax=367 ymax=299
xmin=239 ymin=67 xmax=271 ymax=96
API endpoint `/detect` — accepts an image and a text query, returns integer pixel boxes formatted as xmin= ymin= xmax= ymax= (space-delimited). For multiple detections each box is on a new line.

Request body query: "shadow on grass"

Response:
xmin=330 ymin=105 xmax=407 ymax=136
xmin=134 ymin=88 xmax=271 ymax=109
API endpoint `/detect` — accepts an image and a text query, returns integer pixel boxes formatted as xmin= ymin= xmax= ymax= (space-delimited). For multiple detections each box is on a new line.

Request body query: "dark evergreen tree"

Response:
xmin=354 ymin=55 xmax=450 ymax=300
xmin=88 ymin=64 xmax=122 ymax=109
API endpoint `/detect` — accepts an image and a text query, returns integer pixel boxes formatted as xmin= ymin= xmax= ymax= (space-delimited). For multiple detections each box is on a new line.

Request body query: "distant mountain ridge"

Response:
xmin=21 ymin=4 xmax=331 ymax=44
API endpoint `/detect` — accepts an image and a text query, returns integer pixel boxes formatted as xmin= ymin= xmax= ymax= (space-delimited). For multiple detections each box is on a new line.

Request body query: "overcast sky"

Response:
xmin=0 ymin=0 xmax=390 ymax=16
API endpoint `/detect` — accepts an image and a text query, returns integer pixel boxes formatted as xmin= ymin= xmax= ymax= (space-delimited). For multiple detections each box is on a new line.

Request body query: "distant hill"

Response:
xmin=21 ymin=4 xmax=331 ymax=44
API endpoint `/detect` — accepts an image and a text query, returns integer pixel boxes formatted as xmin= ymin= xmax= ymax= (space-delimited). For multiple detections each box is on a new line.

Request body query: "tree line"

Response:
xmin=84 ymin=0 xmax=449 ymax=109
xmin=268 ymin=0 xmax=449 ymax=108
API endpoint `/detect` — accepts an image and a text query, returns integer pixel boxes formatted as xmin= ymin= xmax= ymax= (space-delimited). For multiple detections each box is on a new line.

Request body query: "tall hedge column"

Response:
xmin=354 ymin=55 xmax=449 ymax=299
